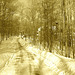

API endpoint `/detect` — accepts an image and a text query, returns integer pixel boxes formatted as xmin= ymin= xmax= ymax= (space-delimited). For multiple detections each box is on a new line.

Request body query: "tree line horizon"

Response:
xmin=0 ymin=0 xmax=75 ymax=58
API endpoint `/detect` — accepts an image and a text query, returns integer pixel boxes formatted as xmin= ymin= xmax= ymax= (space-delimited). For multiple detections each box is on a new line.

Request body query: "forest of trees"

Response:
xmin=0 ymin=0 xmax=75 ymax=58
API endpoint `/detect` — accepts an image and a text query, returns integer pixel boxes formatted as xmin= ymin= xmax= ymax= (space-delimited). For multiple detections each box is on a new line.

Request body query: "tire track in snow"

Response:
xmin=0 ymin=37 xmax=75 ymax=75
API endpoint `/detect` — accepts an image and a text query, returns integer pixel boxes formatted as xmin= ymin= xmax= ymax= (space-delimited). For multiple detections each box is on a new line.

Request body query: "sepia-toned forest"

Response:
xmin=0 ymin=0 xmax=75 ymax=59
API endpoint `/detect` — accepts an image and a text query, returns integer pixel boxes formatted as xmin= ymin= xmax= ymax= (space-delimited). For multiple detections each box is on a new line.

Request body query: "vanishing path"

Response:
xmin=0 ymin=37 xmax=36 ymax=75
xmin=0 ymin=37 xmax=75 ymax=75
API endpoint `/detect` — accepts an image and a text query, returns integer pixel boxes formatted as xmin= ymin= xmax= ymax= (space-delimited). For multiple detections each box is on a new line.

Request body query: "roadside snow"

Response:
xmin=0 ymin=37 xmax=75 ymax=75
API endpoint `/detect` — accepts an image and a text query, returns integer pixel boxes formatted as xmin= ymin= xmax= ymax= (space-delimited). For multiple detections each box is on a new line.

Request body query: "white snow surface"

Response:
xmin=0 ymin=36 xmax=75 ymax=75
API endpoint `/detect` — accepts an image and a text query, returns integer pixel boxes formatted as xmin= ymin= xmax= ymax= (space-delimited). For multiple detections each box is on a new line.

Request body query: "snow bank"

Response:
xmin=0 ymin=37 xmax=75 ymax=75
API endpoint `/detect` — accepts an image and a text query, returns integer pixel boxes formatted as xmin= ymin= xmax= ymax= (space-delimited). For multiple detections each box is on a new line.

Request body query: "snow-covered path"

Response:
xmin=0 ymin=37 xmax=75 ymax=75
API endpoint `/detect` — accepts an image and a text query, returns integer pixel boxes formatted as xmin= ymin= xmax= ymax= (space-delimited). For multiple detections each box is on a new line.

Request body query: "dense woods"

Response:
xmin=0 ymin=0 xmax=75 ymax=58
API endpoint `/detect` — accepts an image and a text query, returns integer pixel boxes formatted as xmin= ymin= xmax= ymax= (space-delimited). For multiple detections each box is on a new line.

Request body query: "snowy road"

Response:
xmin=0 ymin=37 xmax=75 ymax=75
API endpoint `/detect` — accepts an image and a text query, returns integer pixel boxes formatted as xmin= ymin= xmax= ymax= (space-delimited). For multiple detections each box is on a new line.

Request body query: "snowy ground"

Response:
xmin=0 ymin=36 xmax=75 ymax=75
